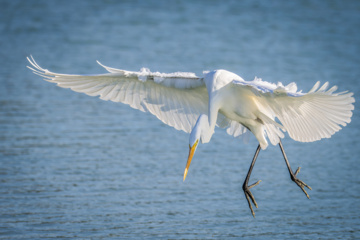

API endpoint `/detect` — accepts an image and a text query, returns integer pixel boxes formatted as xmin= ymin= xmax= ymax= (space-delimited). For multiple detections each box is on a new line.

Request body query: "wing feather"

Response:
xmin=233 ymin=78 xmax=355 ymax=144
xmin=27 ymin=56 xmax=208 ymax=133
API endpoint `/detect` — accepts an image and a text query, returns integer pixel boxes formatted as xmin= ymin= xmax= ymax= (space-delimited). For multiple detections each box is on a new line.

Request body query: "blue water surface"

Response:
xmin=1 ymin=0 xmax=359 ymax=239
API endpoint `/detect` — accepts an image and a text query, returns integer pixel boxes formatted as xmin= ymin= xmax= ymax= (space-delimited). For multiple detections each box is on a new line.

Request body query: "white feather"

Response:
xmin=28 ymin=57 xmax=355 ymax=148
xmin=232 ymin=78 xmax=355 ymax=144
xmin=27 ymin=56 xmax=208 ymax=133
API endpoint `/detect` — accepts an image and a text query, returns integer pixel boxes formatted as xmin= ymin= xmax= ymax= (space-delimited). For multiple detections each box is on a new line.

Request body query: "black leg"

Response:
xmin=242 ymin=144 xmax=262 ymax=217
xmin=279 ymin=140 xmax=312 ymax=198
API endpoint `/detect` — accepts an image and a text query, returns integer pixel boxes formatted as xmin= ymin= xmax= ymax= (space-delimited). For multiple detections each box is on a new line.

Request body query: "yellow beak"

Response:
xmin=183 ymin=140 xmax=198 ymax=181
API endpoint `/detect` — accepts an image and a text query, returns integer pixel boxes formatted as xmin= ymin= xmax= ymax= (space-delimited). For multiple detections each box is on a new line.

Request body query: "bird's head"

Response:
xmin=183 ymin=114 xmax=212 ymax=181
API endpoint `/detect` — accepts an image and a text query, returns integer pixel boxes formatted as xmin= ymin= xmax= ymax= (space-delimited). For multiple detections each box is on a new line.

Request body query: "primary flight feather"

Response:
xmin=27 ymin=56 xmax=354 ymax=217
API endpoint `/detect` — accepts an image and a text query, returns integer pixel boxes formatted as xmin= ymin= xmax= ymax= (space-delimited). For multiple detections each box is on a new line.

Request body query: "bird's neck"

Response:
xmin=193 ymin=114 xmax=213 ymax=144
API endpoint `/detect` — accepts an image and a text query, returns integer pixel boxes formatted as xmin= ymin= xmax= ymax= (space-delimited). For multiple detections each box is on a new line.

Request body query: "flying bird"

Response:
xmin=27 ymin=56 xmax=355 ymax=217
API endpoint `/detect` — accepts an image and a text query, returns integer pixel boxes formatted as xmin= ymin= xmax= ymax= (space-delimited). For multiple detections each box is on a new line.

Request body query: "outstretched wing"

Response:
xmin=27 ymin=56 xmax=209 ymax=133
xmin=232 ymin=77 xmax=355 ymax=144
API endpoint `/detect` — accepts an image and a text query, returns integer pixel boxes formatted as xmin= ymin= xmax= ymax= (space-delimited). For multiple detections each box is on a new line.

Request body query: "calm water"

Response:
xmin=1 ymin=0 xmax=359 ymax=239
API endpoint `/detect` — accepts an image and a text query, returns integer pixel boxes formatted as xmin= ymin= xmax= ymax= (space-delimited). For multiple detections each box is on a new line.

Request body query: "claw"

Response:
xmin=245 ymin=192 xmax=256 ymax=217
xmin=249 ymin=180 xmax=262 ymax=189
xmin=248 ymin=189 xmax=258 ymax=208
xmin=243 ymin=180 xmax=261 ymax=217
xmin=292 ymin=168 xmax=312 ymax=199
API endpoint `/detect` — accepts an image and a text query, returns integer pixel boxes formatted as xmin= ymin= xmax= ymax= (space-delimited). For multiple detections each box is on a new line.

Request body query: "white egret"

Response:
xmin=27 ymin=56 xmax=355 ymax=217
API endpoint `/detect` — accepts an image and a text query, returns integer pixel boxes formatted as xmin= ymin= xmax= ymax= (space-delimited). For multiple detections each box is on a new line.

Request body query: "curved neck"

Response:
xmin=192 ymin=114 xmax=214 ymax=144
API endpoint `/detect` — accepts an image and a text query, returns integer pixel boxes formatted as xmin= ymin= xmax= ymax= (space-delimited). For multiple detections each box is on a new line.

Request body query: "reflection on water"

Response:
xmin=1 ymin=0 xmax=359 ymax=239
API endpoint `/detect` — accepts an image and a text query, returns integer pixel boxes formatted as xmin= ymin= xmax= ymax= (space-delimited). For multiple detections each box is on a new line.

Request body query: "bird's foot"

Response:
xmin=291 ymin=167 xmax=312 ymax=199
xmin=242 ymin=180 xmax=261 ymax=217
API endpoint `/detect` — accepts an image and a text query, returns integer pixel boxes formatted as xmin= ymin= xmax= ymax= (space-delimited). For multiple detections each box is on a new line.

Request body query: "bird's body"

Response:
xmin=203 ymin=69 xmax=272 ymax=148
xmin=27 ymin=56 xmax=355 ymax=217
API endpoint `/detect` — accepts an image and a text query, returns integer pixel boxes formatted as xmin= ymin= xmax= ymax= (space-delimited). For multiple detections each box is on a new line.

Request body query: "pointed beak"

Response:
xmin=183 ymin=140 xmax=198 ymax=181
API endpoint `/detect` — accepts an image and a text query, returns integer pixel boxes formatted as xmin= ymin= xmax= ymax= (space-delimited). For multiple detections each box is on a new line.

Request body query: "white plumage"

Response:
xmin=27 ymin=56 xmax=355 ymax=217
xmin=27 ymin=56 xmax=354 ymax=148
xmin=28 ymin=56 xmax=208 ymax=134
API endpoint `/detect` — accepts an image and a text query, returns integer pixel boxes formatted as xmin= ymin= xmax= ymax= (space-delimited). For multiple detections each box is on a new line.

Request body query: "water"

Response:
xmin=1 ymin=0 xmax=359 ymax=239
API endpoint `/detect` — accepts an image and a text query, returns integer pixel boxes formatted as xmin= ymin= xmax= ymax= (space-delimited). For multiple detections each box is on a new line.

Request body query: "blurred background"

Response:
xmin=1 ymin=0 xmax=359 ymax=239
